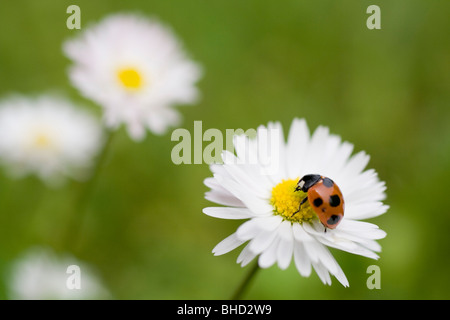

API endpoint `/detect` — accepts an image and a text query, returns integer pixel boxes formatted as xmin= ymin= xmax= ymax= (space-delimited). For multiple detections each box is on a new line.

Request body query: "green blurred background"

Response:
xmin=0 ymin=0 xmax=449 ymax=299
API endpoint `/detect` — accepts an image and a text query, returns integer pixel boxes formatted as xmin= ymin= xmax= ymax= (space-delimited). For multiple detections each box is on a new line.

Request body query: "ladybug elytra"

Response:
xmin=295 ymin=174 xmax=344 ymax=230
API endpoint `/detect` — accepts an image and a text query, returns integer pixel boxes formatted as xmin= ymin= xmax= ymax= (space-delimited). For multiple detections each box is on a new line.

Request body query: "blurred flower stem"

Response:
xmin=61 ymin=129 xmax=116 ymax=253
xmin=231 ymin=261 xmax=260 ymax=300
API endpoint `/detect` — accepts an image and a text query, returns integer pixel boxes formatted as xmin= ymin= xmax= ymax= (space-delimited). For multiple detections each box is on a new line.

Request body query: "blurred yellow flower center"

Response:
xmin=270 ymin=178 xmax=314 ymax=223
xmin=33 ymin=133 xmax=51 ymax=148
xmin=118 ymin=68 xmax=143 ymax=90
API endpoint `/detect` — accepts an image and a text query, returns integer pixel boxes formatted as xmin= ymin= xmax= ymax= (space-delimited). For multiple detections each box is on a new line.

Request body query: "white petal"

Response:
xmin=232 ymin=135 xmax=274 ymax=190
xmin=345 ymin=202 xmax=389 ymax=220
xmin=236 ymin=216 xmax=282 ymax=242
xmin=213 ymin=173 xmax=273 ymax=215
xmin=338 ymin=168 xmax=377 ymax=197
xmin=360 ymin=239 xmax=382 ymax=252
xmin=214 ymin=174 xmax=273 ymax=215
xmin=313 ymin=258 xmax=349 ymax=287
xmin=236 ymin=219 xmax=261 ymax=241
xmin=276 ymin=221 xmax=294 ymax=270
xmin=248 ymin=227 xmax=278 ymax=255
xmin=304 ymin=222 xmax=381 ymax=259
xmin=209 ymin=163 xmax=227 ymax=176
xmin=221 ymin=151 xmax=271 ymax=198
xmin=233 ymin=133 xmax=256 ymax=162
xmin=237 ymin=243 xmax=258 ymax=267
xmin=258 ymin=237 xmax=280 ymax=269
xmin=332 ymin=264 xmax=349 ymax=287
xmin=337 ymin=219 xmax=387 ymax=240
xmin=312 ymin=243 xmax=349 ymax=287
xmin=328 ymin=239 xmax=380 ymax=259
xmin=303 ymin=238 xmax=324 ymax=264
xmin=204 ymin=190 xmax=245 ymax=207
xmin=316 ymin=134 xmax=343 ymax=178
xmin=327 ymin=141 xmax=354 ymax=181
xmin=292 ymin=223 xmax=316 ymax=242
xmin=341 ymin=169 xmax=387 ymax=204
xmin=286 ymin=118 xmax=310 ymax=179
xmin=315 ymin=243 xmax=341 ymax=277
xmin=313 ymin=262 xmax=332 ymax=286
xmin=293 ymin=242 xmax=312 ymax=277
xmin=345 ymin=180 xmax=387 ymax=204
xmin=341 ymin=151 xmax=370 ymax=179
xmin=255 ymin=122 xmax=287 ymax=182
xmin=213 ymin=233 xmax=245 ymax=256
xmin=203 ymin=207 xmax=254 ymax=220
xmin=302 ymin=126 xmax=330 ymax=174
xmin=204 ymin=177 xmax=245 ymax=207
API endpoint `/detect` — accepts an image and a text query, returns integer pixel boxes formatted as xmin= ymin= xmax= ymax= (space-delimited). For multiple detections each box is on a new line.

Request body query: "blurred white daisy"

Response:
xmin=7 ymin=247 xmax=110 ymax=300
xmin=0 ymin=95 xmax=103 ymax=185
xmin=203 ymin=118 xmax=388 ymax=287
xmin=63 ymin=13 xmax=202 ymax=140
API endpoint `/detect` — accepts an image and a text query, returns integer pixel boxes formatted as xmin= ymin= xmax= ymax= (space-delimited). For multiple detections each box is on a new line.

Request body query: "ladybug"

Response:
xmin=295 ymin=174 xmax=344 ymax=230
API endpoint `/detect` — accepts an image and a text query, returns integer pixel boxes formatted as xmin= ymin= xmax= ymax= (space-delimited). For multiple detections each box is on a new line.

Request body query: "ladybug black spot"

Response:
xmin=327 ymin=215 xmax=340 ymax=225
xmin=313 ymin=197 xmax=323 ymax=207
xmin=329 ymin=195 xmax=341 ymax=207
xmin=322 ymin=178 xmax=334 ymax=188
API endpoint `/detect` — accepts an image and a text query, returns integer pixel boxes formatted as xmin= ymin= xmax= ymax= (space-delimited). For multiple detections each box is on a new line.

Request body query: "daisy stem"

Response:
xmin=231 ymin=262 xmax=260 ymax=300
xmin=61 ymin=129 xmax=115 ymax=252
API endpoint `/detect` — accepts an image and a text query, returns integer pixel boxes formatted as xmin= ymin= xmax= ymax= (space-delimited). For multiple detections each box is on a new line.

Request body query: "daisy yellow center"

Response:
xmin=270 ymin=178 xmax=315 ymax=223
xmin=33 ymin=133 xmax=51 ymax=148
xmin=117 ymin=68 xmax=143 ymax=90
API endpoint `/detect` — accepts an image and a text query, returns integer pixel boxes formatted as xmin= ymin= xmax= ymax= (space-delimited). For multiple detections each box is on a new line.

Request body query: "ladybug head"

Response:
xmin=297 ymin=174 xmax=321 ymax=192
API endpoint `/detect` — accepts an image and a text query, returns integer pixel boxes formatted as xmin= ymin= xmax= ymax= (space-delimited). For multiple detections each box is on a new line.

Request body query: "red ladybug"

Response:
xmin=295 ymin=174 xmax=344 ymax=230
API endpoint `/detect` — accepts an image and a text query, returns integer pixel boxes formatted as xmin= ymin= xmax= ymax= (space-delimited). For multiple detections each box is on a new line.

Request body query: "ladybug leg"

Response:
xmin=300 ymin=196 xmax=308 ymax=206
xmin=292 ymin=196 xmax=308 ymax=216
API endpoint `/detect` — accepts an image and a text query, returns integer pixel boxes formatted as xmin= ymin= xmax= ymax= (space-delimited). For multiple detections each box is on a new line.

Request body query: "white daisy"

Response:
xmin=0 ymin=95 xmax=103 ymax=184
xmin=7 ymin=247 xmax=110 ymax=300
xmin=63 ymin=13 xmax=202 ymax=140
xmin=203 ymin=118 xmax=388 ymax=287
